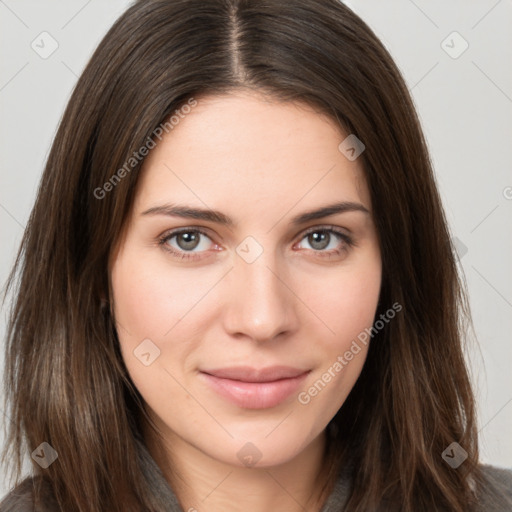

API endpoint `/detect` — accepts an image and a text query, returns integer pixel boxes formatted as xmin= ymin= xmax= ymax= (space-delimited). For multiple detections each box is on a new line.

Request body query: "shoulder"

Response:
xmin=476 ymin=464 xmax=512 ymax=511
xmin=0 ymin=476 xmax=58 ymax=512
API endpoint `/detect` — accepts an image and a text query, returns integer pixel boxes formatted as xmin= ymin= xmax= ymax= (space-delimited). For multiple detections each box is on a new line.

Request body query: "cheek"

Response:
xmin=110 ymin=250 xmax=198 ymax=384
xmin=110 ymin=251 xmax=203 ymax=416
xmin=305 ymin=257 xmax=382 ymax=350
xmin=110 ymin=250 xmax=209 ymax=344
xmin=297 ymin=253 xmax=381 ymax=415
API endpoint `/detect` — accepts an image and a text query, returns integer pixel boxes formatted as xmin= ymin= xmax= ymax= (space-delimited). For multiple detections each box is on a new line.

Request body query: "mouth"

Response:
xmin=199 ymin=366 xmax=311 ymax=409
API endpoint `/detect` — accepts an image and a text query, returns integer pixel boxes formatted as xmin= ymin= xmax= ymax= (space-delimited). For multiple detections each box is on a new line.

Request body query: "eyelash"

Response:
xmin=157 ymin=225 xmax=355 ymax=261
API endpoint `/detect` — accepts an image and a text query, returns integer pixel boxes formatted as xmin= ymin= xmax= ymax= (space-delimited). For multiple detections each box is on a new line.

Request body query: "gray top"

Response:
xmin=1 ymin=437 xmax=511 ymax=511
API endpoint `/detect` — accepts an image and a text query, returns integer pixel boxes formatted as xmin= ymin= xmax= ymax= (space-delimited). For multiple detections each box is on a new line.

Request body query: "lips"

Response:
xmin=199 ymin=366 xmax=310 ymax=409
xmin=202 ymin=365 xmax=309 ymax=382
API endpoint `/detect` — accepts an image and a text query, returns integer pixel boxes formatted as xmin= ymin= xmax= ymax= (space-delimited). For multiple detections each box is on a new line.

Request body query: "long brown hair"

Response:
xmin=0 ymin=0 xmax=492 ymax=510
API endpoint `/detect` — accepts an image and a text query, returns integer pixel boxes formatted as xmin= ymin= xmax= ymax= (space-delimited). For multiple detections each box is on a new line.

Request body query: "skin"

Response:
xmin=110 ymin=90 xmax=382 ymax=512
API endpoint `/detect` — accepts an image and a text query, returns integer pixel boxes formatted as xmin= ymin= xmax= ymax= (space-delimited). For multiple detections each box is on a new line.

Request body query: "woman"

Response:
xmin=1 ymin=0 xmax=511 ymax=510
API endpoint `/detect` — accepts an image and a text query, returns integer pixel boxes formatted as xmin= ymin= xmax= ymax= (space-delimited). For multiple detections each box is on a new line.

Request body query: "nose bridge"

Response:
xmin=223 ymin=242 xmax=296 ymax=342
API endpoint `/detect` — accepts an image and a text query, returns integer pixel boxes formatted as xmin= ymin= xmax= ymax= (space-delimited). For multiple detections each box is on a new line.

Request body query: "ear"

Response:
xmin=100 ymin=296 xmax=109 ymax=311
xmin=99 ymin=286 xmax=110 ymax=311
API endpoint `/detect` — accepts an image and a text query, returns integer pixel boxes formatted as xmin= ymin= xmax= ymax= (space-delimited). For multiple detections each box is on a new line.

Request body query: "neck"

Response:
xmin=143 ymin=419 xmax=330 ymax=512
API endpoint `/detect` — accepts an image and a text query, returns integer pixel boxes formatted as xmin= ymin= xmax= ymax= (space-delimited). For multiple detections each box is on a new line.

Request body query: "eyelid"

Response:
xmin=162 ymin=226 xmax=213 ymax=237
xmin=297 ymin=223 xmax=355 ymax=242
xmin=299 ymin=224 xmax=351 ymax=238
xmin=158 ymin=225 xmax=216 ymax=243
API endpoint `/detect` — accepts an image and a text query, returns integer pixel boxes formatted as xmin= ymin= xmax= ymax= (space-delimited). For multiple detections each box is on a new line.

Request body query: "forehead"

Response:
xmin=134 ymin=91 xmax=371 ymax=218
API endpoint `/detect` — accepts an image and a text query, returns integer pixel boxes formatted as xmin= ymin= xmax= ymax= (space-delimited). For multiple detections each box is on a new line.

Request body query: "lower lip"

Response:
xmin=200 ymin=372 xmax=309 ymax=409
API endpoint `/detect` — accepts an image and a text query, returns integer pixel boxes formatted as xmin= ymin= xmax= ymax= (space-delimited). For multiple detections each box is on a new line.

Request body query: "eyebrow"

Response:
xmin=141 ymin=201 xmax=370 ymax=227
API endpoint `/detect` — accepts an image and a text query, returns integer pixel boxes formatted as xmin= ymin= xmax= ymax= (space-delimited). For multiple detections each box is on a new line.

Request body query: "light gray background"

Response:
xmin=1 ymin=0 xmax=511 ymax=496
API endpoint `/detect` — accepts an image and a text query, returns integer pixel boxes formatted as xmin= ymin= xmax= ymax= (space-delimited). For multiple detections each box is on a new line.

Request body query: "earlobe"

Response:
xmin=100 ymin=290 xmax=111 ymax=311
xmin=100 ymin=297 xmax=109 ymax=313
xmin=101 ymin=297 xmax=117 ymax=321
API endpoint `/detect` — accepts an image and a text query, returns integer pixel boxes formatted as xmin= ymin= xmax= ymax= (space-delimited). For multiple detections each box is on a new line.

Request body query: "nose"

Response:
xmin=221 ymin=249 xmax=299 ymax=343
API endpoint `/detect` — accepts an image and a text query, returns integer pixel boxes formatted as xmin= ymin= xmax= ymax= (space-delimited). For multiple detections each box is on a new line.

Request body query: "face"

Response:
xmin=110 ymin=91 xmax=382 ymax=469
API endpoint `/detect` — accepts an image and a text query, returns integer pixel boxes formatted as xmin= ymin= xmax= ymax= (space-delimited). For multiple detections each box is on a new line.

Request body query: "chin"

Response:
xmin=201 ymin=424 xmax=319 ymax=469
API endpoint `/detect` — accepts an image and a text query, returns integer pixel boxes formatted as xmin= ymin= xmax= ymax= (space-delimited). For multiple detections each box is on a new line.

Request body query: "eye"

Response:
xmin=158 ymin=225 xmax=355 ymax=261
xmin=158 ymin=228 xmax=217 ymax=260
xmin=295 ymin=226 xmax=355 ymax=258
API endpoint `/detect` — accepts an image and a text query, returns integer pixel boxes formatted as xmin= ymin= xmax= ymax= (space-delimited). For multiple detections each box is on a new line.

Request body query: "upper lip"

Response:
xmin=201 ymin=366 xmax=310 ymax=383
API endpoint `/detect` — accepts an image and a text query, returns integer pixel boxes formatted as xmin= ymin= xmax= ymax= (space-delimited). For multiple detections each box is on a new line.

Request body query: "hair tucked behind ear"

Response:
xmin=1 ymin=0 xmax=491 ymax=510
